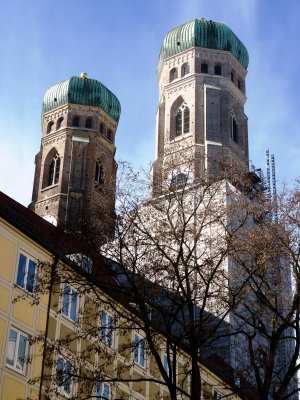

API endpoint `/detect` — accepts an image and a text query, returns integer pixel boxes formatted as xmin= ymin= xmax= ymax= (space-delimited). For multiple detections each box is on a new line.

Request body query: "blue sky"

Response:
xmin=0 ymin=0 xmax=299 ymax=206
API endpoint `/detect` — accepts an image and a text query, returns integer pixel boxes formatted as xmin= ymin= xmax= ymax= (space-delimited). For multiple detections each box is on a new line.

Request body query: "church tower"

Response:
xmin=30 ymin=74 xmax=121 ymax=237
xmin=152 ymin=19 xmax=249 ymax=194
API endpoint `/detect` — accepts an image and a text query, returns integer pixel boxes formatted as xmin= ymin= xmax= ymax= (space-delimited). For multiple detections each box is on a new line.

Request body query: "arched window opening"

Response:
xmin=107 ymin=129 xmax=113 ymax=142
xmin=95 ymin=161 xmax=104 ymax=185
xmin=181 ymin=63 xmax=190 ymax=77
xmin=231 ymin=71 xmax=234 ymax=82
xmin=238 ymin=79 xmax=241 ymax=90
xmin=175 ymin=105 xmax=190 ymax=136
xmin=201 ymin=63 xmax=208 ymax=74
xmin=170 ymin=172 xmax=188 ymax=189
xmin=85 ymin=117 xmax=93 ymax=129
xmin=214 ymin=65 xmax=222 ymax=76
xmin=56 ymin=117 xmax=64 ymax=130
xmin=99 ymin=123 xmax=106 ymax=135
xmin=48 ymin=154 xmax=60 ymax=186
xmin=175 ymin=109 xmax=182 ymax=136
xmin=169 ymin=68 xmax=178 ymax=82
xmin=230 ymin=113 xmax=238 ymax=143
xmin=72 ymin=116 xmax=80 ymax=127
xmin=47 ymin=121 xmax=54 ymax=134
xmin=183 ymin=107 xmax=190 ymax=134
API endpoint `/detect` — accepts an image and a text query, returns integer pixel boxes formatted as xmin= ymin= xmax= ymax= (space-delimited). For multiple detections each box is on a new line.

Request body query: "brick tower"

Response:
xmin=30 ymin=73 xmax=121 ymax=238
xmin=152 ymin=18 xmax=249 ymax=194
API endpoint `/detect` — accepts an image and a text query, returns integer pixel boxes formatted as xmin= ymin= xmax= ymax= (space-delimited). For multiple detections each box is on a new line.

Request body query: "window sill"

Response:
xmin=134 ymin=361 xmax=146 ymax=370
xmin=171 ymin=132 xmax=193 ymax=142
xmin=61 ymin=313 xmax=77 ymax=324
xmin=41 ymin=183 xmax=59 ymax=192
xmin=14 ymin=284 xmax=35 ymax=297
xmin=5 ymin=363 xmax=27 ymax=376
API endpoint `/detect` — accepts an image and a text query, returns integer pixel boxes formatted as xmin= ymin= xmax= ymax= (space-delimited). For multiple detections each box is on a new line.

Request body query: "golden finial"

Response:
xmin=80 ymin=72 xmax=88 ymax=79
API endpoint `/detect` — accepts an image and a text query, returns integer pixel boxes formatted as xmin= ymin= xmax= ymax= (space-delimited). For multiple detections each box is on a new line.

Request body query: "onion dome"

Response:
xmin=157 ymin=18 xmax=249 ymax=78
xmin=42 ymin=75 xmax=121 ymax=122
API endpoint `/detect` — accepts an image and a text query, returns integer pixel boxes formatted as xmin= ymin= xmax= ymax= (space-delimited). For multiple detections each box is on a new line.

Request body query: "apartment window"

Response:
xmin=16 ymin=252 xmax=36 ymax=293
xmin=48 ymin=153 xmax=60 ymax=186
xmin=96 ymin=382 xmax=110 ymax=399
xmin=134 ymin=334 xmax=145 ymax=368
xmin=201 ymin=63 xmax=208 ymax=73
xmin=62 ymin=285 xmax=78 ymax=322
xmin=81 ymin=255 xmax=92 ymax=273
xmin=6 ymin=328 xmax=28 ymax=374
xmin=100 ymin=312 xmax=114 ymax=347
xmin=56 ymin=357 xmax=73 ymax=396
xmin=164 ymin=354 xmax=173 ymax=377
xmin=169 ymin=68 xmax=178 ymax=82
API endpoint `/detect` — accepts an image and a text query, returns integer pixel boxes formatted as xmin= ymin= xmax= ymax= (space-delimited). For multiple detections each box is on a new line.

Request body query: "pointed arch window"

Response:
xmin=169 ymin=68 xmax=178 ymax=82
xmin=47 ymin=121 xmax=54 ymax=134
xmin=95 ymin=161 xmax=104 ymax=185
xmin=48 ymin=153 xmax=60 ymax=186
xmin=99 ymin=123 xmax=106 ymax=135
xmin=72 ymin=116 xmax=80 ymax=127
xmin=175 ymin=104 xmax=190 ymax=136
xmin=214 ymin=65 xmax=222 ymax=76
xmin=85 ymin=117 xmax=93 ymax=129
xmin=181 ymin=63 xmax=190 ymax=77
xmin=56 ymin=117 xmax=64 ymax=130
xmin=201 ymin=63 xmax=208 ymax=74
xmin=230 ymin=113 xmax=238 ymax=143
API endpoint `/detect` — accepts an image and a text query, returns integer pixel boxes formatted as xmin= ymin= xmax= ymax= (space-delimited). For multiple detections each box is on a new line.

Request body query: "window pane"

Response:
xmin=70 ymin=290 xmax=77 ymax=321
xmin=64 ymin=361 xmax=72 ymax=393
xmin=176 ymin=109 xmax=182 ymax=135
xmin=103 ymin=383 xmax=109 ymax=399
xmin=56 ymin=358 xmax=64 ymax=386
xmin=183 ymin=107 xmax=190 ymax=133
xmin=134 ymin=335 xmax=139 ymax=363
xmin=62 ymin=286 xmax=70 ymax=316
xmin=140 ymin=339 xmax=145 ymax=366
xmin=16 ymin=254 xmax=26 ymax=288
xmin=17 ymin=334 xmax=27 ymax=372
xmin=26 ymin=260 xmax=36 ymax=292
xmin=6 ymin=329 xmax=17 ymax=366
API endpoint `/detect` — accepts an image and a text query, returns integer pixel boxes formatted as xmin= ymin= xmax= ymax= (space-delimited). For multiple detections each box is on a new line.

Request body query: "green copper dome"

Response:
xmin=42 ymin=76 xmax=121 ymax=122
xmin=157 ymin=18 xmax=249 ymax=77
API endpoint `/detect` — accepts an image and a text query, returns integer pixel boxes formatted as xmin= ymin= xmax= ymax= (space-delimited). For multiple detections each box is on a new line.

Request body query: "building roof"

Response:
xmin=42 ymin=76 xmax=121 ymax=122
xmin=157 ymin=18 xmax=249 ymax=78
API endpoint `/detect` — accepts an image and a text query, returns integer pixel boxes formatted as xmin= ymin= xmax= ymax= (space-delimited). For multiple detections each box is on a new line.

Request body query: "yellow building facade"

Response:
xmin=0 ymin=192 xmax=246 ymax=400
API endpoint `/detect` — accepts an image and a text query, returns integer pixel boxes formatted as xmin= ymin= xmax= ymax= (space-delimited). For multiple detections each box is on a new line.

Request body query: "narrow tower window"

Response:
xmin=175 ymin=105 xmax=190 ymax=136
xmin=175 ymin=109 xmax=182 ymax=136
xmin=48 ymin=153 xmax=60 ymax=186
xmin=99 ymin=123 xmax=106 ymax=135
xmin=231 ymin=71 xmax=234 ymax=82
xmin=95 ymin=161 xmax=104 ymax=185
xmin=214 ymin=65 xmax=222 ymax=76
xmin=71 ymin=116 xmax=80 ymax=127
xmin=230 ymin=113 xmax=238 ymax=143
xmin=107 ymin=129 xmax=113 ymax=142
xmin=169 ymin=68 xmax=178 ymax=82
xmin=181 ymin=63 xmax=190 ymax=77
xmin=56 ymin=117 xmax=64 ymax=130
xmin=47 ymin=121 xmax=54 ymax=134
xmin=85 ymin=117 xmax=93 ymax=129
xmin=201 ymin=63 xmax=208 ymax=73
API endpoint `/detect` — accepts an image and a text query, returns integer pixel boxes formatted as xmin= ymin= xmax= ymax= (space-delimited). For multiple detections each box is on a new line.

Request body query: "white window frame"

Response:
xmin=134 ymin=333 xmax=146 ymax=368
xmin=16 ymin=251 xmax=37 ymax=293
xmin=96 ymin=381 xmax=110 ymax=399
xmin=6 ymin=328 xmax=29 ymax=374
xmin=163 ymin=353 xmax=173 ymax=378
xmin=56 ymin=356 xmax=73 ymax=397
xmin=62 ymin=285 xmax=78 ymax=322
xmin=100 ymin=311 xmax=114 ymax=347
